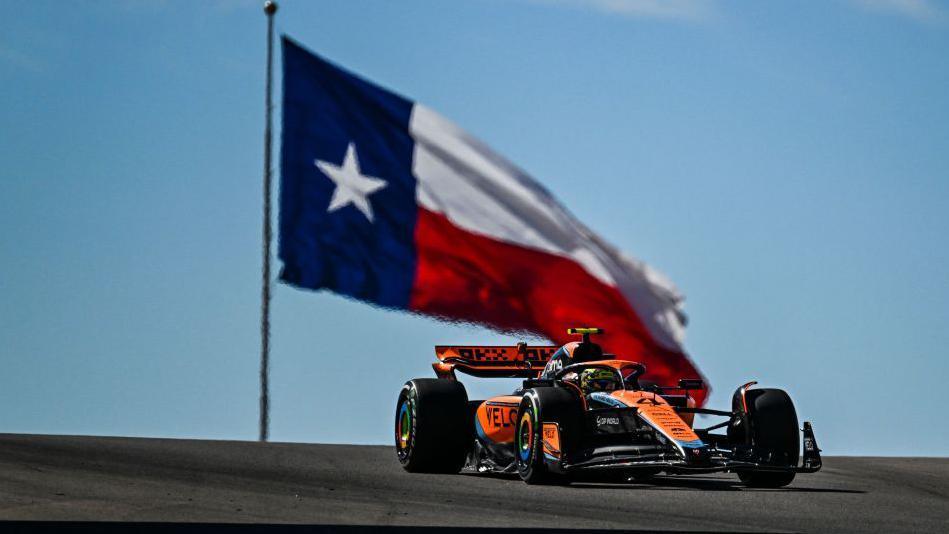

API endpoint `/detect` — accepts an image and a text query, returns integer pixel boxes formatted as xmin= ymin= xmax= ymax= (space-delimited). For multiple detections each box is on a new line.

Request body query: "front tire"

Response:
xmin=737 ymin=388 xmax=799 ymax=488
xmin=515 ymin=388 xmax=581 ymax=485
xmin=395 ymin=379 xmax=470 ymax=473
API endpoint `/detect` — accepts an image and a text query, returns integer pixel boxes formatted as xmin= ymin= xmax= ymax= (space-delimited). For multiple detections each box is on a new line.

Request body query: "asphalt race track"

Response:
xmin=0 ymin=434 xmax=946 ymax=533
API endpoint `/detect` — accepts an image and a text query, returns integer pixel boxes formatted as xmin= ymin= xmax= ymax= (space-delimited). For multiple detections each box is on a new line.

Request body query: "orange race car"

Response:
xmin=395 ymin=328 xmax=822 ymax=487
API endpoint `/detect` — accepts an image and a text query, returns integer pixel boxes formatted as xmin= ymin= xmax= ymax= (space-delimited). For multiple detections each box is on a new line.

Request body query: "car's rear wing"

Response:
xmin=433 ymin=344 xmax=559 ymax=379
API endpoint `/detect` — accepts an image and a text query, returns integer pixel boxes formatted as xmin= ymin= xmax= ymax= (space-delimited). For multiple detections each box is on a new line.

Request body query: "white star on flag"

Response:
xmin=315 ymin=143 xmax=388 ymax=222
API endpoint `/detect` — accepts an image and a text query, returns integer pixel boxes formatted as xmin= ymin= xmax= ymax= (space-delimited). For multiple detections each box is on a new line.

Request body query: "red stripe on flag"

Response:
xmin=410 ymin=209 xmax=708 ymax=405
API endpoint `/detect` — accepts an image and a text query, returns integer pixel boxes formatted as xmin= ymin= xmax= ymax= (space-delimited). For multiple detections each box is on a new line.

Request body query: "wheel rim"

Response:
xmin=397 ymin=399 xmax=412 ymax=450
xmin=517 ymin=410 xmax=533 ymax=462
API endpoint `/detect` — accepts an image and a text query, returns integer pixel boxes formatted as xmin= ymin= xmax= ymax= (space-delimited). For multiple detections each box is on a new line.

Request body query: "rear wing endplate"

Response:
xmin=433 ymin=344 xmax=559 ymax=379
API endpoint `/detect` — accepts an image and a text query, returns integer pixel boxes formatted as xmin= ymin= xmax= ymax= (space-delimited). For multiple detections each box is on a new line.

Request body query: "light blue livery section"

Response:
xmin=677 ymin=438 xmax=706 ymax=449
xmin=587 ymin=391 xmax=626 ymax=407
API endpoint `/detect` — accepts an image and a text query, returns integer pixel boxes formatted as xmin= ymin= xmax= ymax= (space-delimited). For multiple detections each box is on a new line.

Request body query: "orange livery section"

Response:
xmin=542 ymin=423 xmax=562 ymax=461
xmin=475 ymin=396 xmax=521 ymax=444
xmin=611 ymin=390 xmax=701 ymax=445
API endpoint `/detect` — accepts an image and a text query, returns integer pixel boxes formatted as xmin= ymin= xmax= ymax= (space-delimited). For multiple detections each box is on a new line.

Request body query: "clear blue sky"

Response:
xmin=1 ymin=0 xmax=947 ymax=456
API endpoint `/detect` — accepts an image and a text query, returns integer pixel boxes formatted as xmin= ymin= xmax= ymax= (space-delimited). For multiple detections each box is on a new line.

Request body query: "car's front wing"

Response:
xmin=552 ymin=422 xmax=822 ymax=475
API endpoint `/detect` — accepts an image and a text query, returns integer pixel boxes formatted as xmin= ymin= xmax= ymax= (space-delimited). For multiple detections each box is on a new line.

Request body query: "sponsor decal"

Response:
xmin=596 ymin=416 xmax=620 ymax=426
xmin=542 ymin=423 xmax=561 ymax=461
xmin=543 ymin=358 xmax=563 ymax=376
xmin=455 ymin=346 xmax=555 ymax=363
xmin=588 ymin=391 xmax=626 ymax=407
xmin=485 ymin=405 xmax=518 ymax=429
xmin=636 ymin=404 xmax=707 ymax=454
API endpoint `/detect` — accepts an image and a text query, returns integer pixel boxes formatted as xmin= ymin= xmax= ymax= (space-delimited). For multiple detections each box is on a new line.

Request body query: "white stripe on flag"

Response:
xmin=408 ymin=104 xmax=687 ymax=351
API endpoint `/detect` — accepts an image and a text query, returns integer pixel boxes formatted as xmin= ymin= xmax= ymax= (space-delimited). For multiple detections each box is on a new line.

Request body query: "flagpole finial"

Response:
xmin=264 ymin=1 xmax=277 ymax=16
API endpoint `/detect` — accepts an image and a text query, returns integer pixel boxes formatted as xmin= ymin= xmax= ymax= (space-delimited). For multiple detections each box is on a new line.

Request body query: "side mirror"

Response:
xmin=678 ymin=379 xmax=704 ymax=390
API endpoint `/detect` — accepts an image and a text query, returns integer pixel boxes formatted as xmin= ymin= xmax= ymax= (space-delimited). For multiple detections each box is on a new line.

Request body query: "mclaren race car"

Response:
xmin=395 ymin=328 xmax=822 ymax=487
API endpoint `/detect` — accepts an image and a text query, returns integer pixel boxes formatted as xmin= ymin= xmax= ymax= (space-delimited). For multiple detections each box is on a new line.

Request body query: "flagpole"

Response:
xmin=260 ymin=0 xmax=277 ymax=442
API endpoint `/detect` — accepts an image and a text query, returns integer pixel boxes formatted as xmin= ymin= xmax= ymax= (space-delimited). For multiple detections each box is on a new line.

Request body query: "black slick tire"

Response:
xmin=514 ymin=387 xmax=581 ymax=485
xmin=738 ymin=388 xmax=799 ymax=488
xmin=395 ymin=378 xmax=470 ymax=473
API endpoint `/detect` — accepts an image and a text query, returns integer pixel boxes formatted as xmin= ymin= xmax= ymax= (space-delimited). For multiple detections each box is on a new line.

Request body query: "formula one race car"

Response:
xmin=395 ymin=328 xmax=821 ymax=487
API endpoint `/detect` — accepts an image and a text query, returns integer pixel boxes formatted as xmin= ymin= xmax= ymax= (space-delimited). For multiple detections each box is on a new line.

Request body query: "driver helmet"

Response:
xmin=580 ymin=368 xmax=618 ymax=394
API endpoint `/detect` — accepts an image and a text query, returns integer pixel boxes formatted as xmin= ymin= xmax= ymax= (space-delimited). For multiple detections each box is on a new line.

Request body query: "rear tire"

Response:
xmin=395 ymin=379 xmax=470 ymax=473
xmin=737 ymin=388 xmax=799 ymax=488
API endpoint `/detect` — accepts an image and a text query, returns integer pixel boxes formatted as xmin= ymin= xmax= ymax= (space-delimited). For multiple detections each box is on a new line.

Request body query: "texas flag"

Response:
xmin=279 ymin=37 xmax=707 ymax=403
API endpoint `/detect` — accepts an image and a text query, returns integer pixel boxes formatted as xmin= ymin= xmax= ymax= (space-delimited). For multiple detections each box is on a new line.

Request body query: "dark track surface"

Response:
xmin=0 ymin=434 xmax=946 ymax=533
